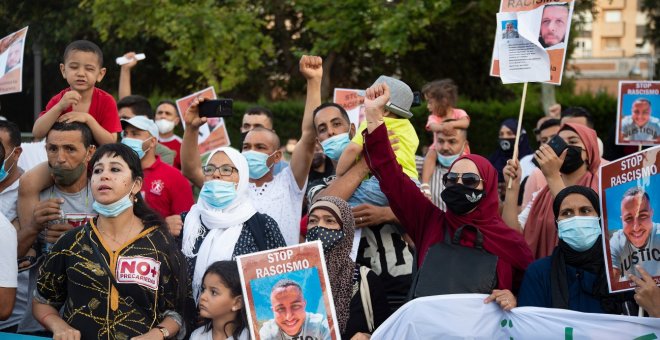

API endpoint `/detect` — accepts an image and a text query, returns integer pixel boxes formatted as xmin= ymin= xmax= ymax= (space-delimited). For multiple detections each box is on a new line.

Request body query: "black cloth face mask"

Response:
xmin=559 ymin=145 xmax=585 ymax=174
xmin=499 ymin=138 xmax=515 ymax=156
xmin=441 ymin=184 xmax=484 ymax=215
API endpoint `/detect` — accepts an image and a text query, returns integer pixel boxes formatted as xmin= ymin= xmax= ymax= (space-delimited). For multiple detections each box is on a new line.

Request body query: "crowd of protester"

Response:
xmin=0 ymin=39 xmax=658 ymax=340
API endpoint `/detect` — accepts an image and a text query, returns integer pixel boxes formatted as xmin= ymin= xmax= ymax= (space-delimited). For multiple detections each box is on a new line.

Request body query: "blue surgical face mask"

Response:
xmin=93 ymin=182 xmax=136 ymax=217
xmin=199 ymin=180 xmax=237 ymax=210
xmin=436 ymin=151 xmax=460 ymax=168
xmin=243 ymin=150 xmax=275 ymax=179
xmin=0 ymin=147 xmax=16 ymax=182
xmin=320 ymin=133 xmax=350 ymax=161
xmin=121 ymin=137 xmax=152 ymax=159
xmin=557 ymin=216 xmax=602 ymax=252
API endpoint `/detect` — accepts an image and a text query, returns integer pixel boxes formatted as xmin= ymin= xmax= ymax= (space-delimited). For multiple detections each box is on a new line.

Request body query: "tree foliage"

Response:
xmin=2 ymin=0 xmax=650 ymax=133
xmin=84 ymin=0 xmax=274 ymax=93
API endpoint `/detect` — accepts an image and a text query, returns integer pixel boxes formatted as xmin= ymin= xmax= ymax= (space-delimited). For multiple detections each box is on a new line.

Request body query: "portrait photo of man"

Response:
xmin=538 ymin=4 xmax=569 ymax=48
xmin=502 ymin=21 xmax=519 ymax=39
xmin=259 ymin=279 xmax=331 ymax=340
xmin=621 ymin=98 xmax=660 ymax=142
xmin=4 ymin=39 xmax=23 ymax=74
xmin=610 ymin=187 xmax=660 ymax=281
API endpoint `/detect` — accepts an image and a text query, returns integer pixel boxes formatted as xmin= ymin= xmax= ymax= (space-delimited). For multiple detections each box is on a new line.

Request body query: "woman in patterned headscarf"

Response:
xmin=307 ymin=196 xmax=390 ymax=339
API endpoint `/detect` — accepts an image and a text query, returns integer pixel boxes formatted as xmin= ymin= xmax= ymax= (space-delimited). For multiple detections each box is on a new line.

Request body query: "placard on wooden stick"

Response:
xmin=491 ymin=0 xmax=574 ymax=173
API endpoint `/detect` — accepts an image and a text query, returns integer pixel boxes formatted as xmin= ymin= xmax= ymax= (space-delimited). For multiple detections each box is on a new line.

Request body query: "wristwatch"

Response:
xmin=155 ymin=325 xmax=170 ymax=339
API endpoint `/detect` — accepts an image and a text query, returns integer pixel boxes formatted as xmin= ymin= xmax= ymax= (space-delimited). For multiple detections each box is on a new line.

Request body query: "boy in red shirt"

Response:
xmin=32 ymin=40 xmax=120 ymax=145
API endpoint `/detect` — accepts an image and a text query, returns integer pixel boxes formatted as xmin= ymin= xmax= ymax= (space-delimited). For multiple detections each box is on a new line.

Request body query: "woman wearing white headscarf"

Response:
xmin=182 ymin=147 xmax=286 ymax=300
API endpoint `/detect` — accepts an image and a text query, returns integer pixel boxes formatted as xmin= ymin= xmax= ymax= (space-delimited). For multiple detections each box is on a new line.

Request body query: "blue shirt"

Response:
xmin=518 ymin=256 xmax=604 ymax=313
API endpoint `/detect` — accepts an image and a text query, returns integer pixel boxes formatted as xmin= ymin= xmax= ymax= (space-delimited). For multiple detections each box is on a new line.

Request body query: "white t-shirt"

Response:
xmin=249 ymin=166 xmax=306 ymax=246
xmin=190 ymin=326 xmax=249 ymax=340
xmin=0 ymin=179 xmax=29 ymax=330
xmin=259 ymin=312 xmax=331 ymax=340
xmin=16 ymin=141 xmax=47 ymax=172
xmin=610 ymin=222 xmax=660 ymax=281
xmin=0 ymin=178 xmax=19 ymax=222
xmin=0 ymin=211 xmax=17 ymax=288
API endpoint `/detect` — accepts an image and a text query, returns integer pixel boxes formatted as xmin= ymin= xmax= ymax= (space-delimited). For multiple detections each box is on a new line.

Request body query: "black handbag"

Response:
xmin=408 ymin=224 xmax=498 ymax=299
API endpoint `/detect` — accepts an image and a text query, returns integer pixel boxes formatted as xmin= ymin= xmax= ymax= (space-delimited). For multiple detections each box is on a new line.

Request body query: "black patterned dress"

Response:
xmin=35 ymin=219 xmax=185 ymax=339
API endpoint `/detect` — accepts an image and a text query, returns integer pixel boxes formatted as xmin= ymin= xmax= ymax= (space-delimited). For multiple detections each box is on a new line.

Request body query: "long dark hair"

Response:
xmin=90 ymin=143 xmax=190 ymax=325
xmin=201 ymin=261 xmax=247 ymax=338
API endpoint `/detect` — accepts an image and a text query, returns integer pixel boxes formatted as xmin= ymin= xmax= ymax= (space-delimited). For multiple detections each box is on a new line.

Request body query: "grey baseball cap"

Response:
xmin=372 ymin=75 xmax=414 ymax=119
xmin=121 ymin=116 xmax=159 ymax=138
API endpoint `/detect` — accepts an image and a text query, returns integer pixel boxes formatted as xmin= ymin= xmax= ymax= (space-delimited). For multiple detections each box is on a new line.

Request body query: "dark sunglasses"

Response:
xmin=442 ymin=172 xmax=484 ymax=189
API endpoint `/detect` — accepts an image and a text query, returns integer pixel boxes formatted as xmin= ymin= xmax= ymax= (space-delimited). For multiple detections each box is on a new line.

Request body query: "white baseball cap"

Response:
xmin=121 ymin=116 xmax=159 ymax=138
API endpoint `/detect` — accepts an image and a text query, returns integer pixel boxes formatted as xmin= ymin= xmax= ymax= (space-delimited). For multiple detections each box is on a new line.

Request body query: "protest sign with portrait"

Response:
xmin=333 ymin=88 xmax=365 ymax=133
xmin=616 ymin=81 xmax=660 ymax=146
xmin=175 ymin=86 xmax=230 ymax=154
xmin=0 ymin=26 xmax=28 ymax=95
xmin=490 ymin=1 xmax=574 ymax=84
xmin=237 ymin=241 xmax=340 ymax=340
xmin=600 ymin=146 xmax=660 ymax=292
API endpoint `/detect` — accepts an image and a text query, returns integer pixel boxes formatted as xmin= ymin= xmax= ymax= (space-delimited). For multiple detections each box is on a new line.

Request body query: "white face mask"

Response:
xmin=155 ymin=119 xmax=176 ymax=134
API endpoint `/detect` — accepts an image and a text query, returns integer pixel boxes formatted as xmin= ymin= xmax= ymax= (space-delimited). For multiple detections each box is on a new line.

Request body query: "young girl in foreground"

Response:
xmin=191 ymin=261 xmax=249 ymax=340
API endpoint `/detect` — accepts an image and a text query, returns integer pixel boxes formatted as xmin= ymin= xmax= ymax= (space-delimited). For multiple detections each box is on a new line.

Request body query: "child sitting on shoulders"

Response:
xmin=420 ymin=79 xmax=470 ymax=193
xmin=336 ymin=75 xmax=420 ymax=208
xmin=32 ymin=40 xmax=120 ymax=145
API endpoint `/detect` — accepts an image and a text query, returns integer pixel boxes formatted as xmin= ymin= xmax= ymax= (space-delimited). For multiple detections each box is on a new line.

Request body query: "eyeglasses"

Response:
xmin=202 ymin=164 xmax=238 ymax=177
xmin=442 ymin=172 xmax=484 ymax=189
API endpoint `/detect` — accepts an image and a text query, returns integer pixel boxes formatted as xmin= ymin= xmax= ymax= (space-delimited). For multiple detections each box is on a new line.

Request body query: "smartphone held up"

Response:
xmin=198 ymin=99 xmax=233 ymax=118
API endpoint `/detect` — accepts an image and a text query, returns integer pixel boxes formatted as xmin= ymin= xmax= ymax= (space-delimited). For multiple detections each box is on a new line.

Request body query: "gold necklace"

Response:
xmin=98 ymin=215 xmax=136 ymax=248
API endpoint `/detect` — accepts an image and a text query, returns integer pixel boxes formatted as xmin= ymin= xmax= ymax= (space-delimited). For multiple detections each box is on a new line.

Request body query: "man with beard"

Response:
xmin=16 ymin=122 xmax=97 ymax=334
xmin=538 ymin=3 xmax=569 ymax=48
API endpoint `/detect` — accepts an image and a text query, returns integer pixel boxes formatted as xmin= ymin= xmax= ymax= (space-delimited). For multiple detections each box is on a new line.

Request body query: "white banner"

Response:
xmin=372 ymin=294 xmax=660 ymax=339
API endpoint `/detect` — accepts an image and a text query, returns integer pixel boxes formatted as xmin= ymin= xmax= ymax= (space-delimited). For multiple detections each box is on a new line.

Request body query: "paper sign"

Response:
xmin=0 ymin=27 xmax=28 ymax=95
xmin=616 ymin=81 xmax=660 ymax=146
xmin=175 ymin=86 xmax=231 ymax=154
xmin=333 ymin=88 xmax=365 ymax=132
xmin=599 ymin=146 xmax=660 ymax=292
xmin=236 ymin=242 xmax=340 ymax=340
xmin=490 ymin=1 xmax=573 ymax=84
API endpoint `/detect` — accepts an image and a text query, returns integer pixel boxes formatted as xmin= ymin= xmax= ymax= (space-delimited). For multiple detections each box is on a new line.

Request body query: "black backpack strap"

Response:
xmin=246 ymin=212 xmax=268 ymax=251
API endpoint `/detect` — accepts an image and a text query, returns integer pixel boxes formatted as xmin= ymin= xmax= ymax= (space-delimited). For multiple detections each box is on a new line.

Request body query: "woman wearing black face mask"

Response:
xmin=306 ymin=196 xmax=390 ymax=339
xmin=488 ymin=118 xmax=533 ymax=185
xmin=362 ymin=83 xmax=533 ymax=300
xmin=503 ymin=123 xmax=601 ymax=260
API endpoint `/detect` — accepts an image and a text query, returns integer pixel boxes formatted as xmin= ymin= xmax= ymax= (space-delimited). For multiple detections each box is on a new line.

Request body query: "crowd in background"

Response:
xmin=0 ymin=39 xmax=658 ymax=340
